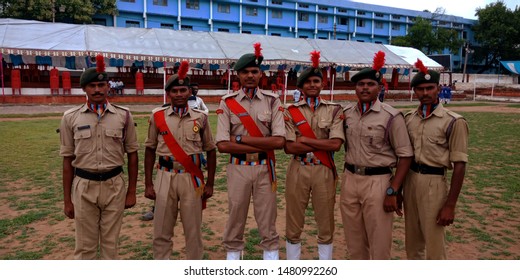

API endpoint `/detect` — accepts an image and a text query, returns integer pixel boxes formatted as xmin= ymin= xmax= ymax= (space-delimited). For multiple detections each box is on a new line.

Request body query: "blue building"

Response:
xmin=94 ymin=0 xmax=476 ymax=71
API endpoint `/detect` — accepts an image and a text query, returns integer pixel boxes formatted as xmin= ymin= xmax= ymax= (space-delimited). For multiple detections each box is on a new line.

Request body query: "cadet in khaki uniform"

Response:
xmin=59 ymin=55 xmax=139 ymax=259
xmin=403 ymin=60 xmax=469 ymax=260
xmin=216 ymin=43 xmax=286 ymax=260
xmin=283 ymin=51 xmax=344 ymax=260
xmin=144 ymin=61 xmax=216 ymax=260
xmin=340 ymin=51 xmax=413 ymax=260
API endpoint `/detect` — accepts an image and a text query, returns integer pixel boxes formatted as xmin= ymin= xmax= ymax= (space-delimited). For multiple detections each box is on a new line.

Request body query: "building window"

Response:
xmin=298 ymin=3 xmax=309 ymax=8
xmin=153 ymin=0 xmax=167 ymax=6
xmin=218 ymin=4 xmax=230 ymax=13
xmin=242 ymin=30 xmax=252 ymax=34
xmin=93 ymin=18 xmax=107 ymax=26
xmin=357 ymin=11 xmax=366 ymax=16
xmin=161 ymin=23 xmax=174 ymax=29
xmin=298 ymin=12 xmax=309 ymax=22
xmin=249 ymin=0 xmax=258 ymax=2
xmin=375 ymin=22 xmax=383 ymax=29
xmin=271 ymin=33 xmax=281 ymax=36
xmin=393 ymin=15 xmax=401 ymax=20
xmin=375 ymin=13 xmax=384 ymax=17
xmin=125 ymin=20 xmax=140 ymax=28
xmin=319 ymin=6 xmax=328 ymax=11
xmin=181 ymin=25 xmax=193 ymax=30
xmin=218 ymin=28 xmax=230 ymax=32
xmin=271 ymin=0 xmax=282 ymax=5
xmin=392 ymin=24 xmax=400 ymax=30
xmin=246 ymin=7 xmax=258 ymax=16
xmin=462 ymin=31 xmax=467 ymax=39
xmin=338 ymin=8 xmax=347 ymax=13
xmin=453 ymin=23 xmax=462 ymax=28
xmin=272 ymin=10 xmax=282 ymax=19
xmin=438 ymin=21 xmax=448 ymax=26
xmin=120 ymin=0 xmax=135 ymax=2
xmin=357 ymin=19 xmax=365 ymax=27
xmin=299 ymin=35 xmax=308 ymax=38
xmin=318 ymin=15 xmax=328 ymax=24
xmin=375 ymin=41 xmax=383 ymax=44
xmin=318 ymin=36 xmax=327 ymax=39
xmin=186 ymin=0 xmax=199 ymax=10
xmin=357 ymin=40 xmax=364 ymax=42
xmin=338 ymin=17 xmax=348 ymax=25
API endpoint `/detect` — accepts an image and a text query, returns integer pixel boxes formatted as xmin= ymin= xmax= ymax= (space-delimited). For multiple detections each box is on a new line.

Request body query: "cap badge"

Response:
xmin=375 ymin=72 xmax=380 ymax=78
xmin=97 ymin=74 xmax=104 ymax=80
xmin=179 ymin=79 xmax=184 ymax=85
xmin=425 ymin=74 xmax=431 ymax=80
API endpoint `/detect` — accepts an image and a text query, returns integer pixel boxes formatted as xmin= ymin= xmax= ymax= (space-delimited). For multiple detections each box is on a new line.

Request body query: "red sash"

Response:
xmin=153 ymin=109 xmax=205 ymax=198
xmin=225 ymin=97 xmax=277 ymax=192
xmin=287 ymin=105 xmax=337 ymax=180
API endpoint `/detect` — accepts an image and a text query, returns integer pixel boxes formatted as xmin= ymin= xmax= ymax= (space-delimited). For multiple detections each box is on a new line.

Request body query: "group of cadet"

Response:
xmin=59 ymin=45 xmax=468 ymax=261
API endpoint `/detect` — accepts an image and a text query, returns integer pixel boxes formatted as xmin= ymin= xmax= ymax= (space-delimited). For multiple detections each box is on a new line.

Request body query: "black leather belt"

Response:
xmin=75 ymin=166 xmax=123 ymax=181
xmin=345 ymin=163 xmax=392 ymax=176
xmin=158 ymin=157 xmax=188 ymax=170
xmin=410 ymin=161 xmax=445 ymax=175
xmin=230 ymin=152 xmax=268 ymax=162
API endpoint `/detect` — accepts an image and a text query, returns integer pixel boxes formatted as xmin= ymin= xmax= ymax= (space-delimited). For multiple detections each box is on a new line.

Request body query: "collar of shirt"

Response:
xmin=81 ymin=101 xmax=115 ymax=114
xmin=165 ymin=106 xmax=190 ymax=117
xmin=237 ymin=87 xmax=263 ymax=101
xmin=417 ymin=98 xmax=440 ymax=119
xmin=356 ymin=99 xmax=379 ymax=115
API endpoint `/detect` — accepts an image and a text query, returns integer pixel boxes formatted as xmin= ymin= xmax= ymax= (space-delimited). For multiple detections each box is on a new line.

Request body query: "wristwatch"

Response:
xmin=235 ymin=134 xmax=242 ymax=144
xmin=386 ymin=186 xmax=398 ymax=196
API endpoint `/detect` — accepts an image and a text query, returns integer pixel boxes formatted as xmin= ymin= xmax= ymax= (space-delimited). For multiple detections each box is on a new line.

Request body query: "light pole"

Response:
xmin=462 ymin=43 xmax=473 ymax=83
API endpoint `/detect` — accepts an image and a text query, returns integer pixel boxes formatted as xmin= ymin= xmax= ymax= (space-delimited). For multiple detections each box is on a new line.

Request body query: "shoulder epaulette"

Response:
xmin=261 ymin=90 xmax=280 ymax=98
xmin=192 ymin=108 xmax=209 ymax=115
xmin=112 ymin=104 xmax=130 ymax=111
xmin=380 ymin=102 xmax=400 ymax=116
xmin=446 ymin=110 xmax=463 ymax=120
xmin=152 ymin=106 xmax=169 ymax=114
xmin=342 ymin=102 xmax=356 ymax=111
xmin=63 ymin=104 xmax=83 ymax=116
xmin=320 ymin=99 xmax=340 ymax=106
xmin=222 ymin=91 xmax=239 ymax=100
xmin=404 ymin=110 xmax=415 ymax=118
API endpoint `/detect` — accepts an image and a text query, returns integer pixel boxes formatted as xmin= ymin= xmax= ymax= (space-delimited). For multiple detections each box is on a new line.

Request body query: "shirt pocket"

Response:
xmin=184 ymin=122 xmax=202 ymax=149
xmin=104 ymin=128 xmax=124 ymax=158
xmin=427 ymin=135 xmax=449 ymax=148
xmin=257 ymin=112 xmax=272 ymax=130
xmin=317 ymin=117 xmax=333 ymax=138
xmin=73 ymin=127 xmax=93 ymax=154
xmin=362 ymin=126 xmax=386 ymax=150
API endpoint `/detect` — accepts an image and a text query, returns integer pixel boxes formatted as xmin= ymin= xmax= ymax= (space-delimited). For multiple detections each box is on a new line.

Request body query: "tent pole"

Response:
xmin=0 ymin=53 xmax=4 ymax=96
xmin=330 ymin=73 xmax=335 ymax=102
xmin=283 ymin=71 xmax=288 ymax=105
xmin=409 ymin=68 xmax=412 ymax=102
xmin=163 ymin=61 xmax=167 ymax=104
xmin=227 ymin=66 xmax=231 ymax=94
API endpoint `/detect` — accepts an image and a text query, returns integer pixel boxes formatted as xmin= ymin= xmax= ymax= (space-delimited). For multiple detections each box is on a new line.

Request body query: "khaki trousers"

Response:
xmin=222 ymin=164 xmax=279 ymax=252
xmin=285 ymin=160 xmax=336 ymax=244
xmin=72 ymin=174 xmax=126 ymax=260
xmin=403 ymin=171 xmax=448 ymax=260
xmin=340 ymin=170 xmax=394 ymax=260
xmin=153 ymin=169 xmax=203 ymax=260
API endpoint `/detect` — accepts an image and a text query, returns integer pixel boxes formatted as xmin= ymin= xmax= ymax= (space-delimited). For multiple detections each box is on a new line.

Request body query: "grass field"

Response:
xmin=0 ymin=106 xmax=519 ymax=260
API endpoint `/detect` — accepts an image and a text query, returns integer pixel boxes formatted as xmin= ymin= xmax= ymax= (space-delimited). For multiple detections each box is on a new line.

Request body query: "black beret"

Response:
xmin=234 ymin=53 xmax=263 ymax=71
xmin=411 ymin=70 xmax=440 ymax=87
xmin=297 ymin=67 xmax=323 ymax=88
xmin=80 ymin=67 xmax=108 ymax=87
xmin=165 ymin=74 xmax=190 ymax=91
xmin=350 ymin=68 xmax=382 ymax=83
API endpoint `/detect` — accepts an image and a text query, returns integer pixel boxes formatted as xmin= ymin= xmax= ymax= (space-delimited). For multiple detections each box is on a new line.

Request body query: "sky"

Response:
xmin=352 ymin=0 xmax=519 ymax=19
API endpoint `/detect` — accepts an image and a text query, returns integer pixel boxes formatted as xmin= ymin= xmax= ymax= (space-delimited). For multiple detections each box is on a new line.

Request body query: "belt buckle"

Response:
xmin=246 ymin=153 xmax=259 ymax=162
xmin=355 ymin=166 xmax=366 ymax=176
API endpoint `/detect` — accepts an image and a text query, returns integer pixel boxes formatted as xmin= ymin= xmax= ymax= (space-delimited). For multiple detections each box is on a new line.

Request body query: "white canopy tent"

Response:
xmin=0 ymin=18 xmax=443 ymax=69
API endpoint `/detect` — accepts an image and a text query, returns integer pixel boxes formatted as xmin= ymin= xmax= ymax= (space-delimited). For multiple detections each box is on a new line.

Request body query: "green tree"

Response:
xmin=0 ymin=0 xmax=117 ymax=24
xmin=472 ymin=1 xmax=520 ymax=73
xmin=391 ymin=16 xmax=463 ymax=55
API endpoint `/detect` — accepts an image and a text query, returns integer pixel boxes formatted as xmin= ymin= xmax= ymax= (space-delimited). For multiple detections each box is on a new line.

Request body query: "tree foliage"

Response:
xmin=0 ymin=0 xmax=117 ymax=24
xmin=472 ymin=1 xmax=520 ymax=73
xmin=391 ymin=16 xmax=463 ymax=56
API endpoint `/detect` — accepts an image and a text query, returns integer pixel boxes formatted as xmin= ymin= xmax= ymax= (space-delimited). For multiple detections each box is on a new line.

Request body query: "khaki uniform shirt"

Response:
xmin=343 ymin=100 xmax=413 ymax=167
xmin=284 ymin=99 xmax=345 ymax=144
xmin=215 ymin=89 xmax=285 ymax=143
xmin=405 ymin=103 xmax=469 ymax=168
xmin=59 ymin=103 xmax=139 ymax=173
xmin=145 ymin=107 xmax=216 ymax=156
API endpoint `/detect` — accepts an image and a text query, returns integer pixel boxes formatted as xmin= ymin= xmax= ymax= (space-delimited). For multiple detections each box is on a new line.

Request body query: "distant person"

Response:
xmin=59 ymin=55 xmax=139 ymax=259
xmin=403 ymin=59 xmax=468 ymax=259
xmin=439 ymin=84 xmax=446 ymax=104
xmin=130 ymin=63 xmax=138 ymax=77
xmin=116 ymin=79 xmax=124 ymax=95
xmin=293 ymin=88 xmax=301 ymax=103
xmin=445 ymin=84 xmax=452 ymax=104
xmin=188 ymin=83 xmax=209 ymax=113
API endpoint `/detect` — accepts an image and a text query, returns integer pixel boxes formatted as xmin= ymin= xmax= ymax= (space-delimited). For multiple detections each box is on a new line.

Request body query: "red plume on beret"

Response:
xmin=310 ymin=50 xmax=320 ymax=69
xmin=372 ymin=51 xmax=385 ymax=71
xmin=178 ymin=61 xmax=190 ymax=80
xmin=254 ymin=42 xmax=262 ymax=59
xmin=96 ymin=54 xmax=105 ymax=73
xmin=415 ymin=59 xmax=429 ymax=75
